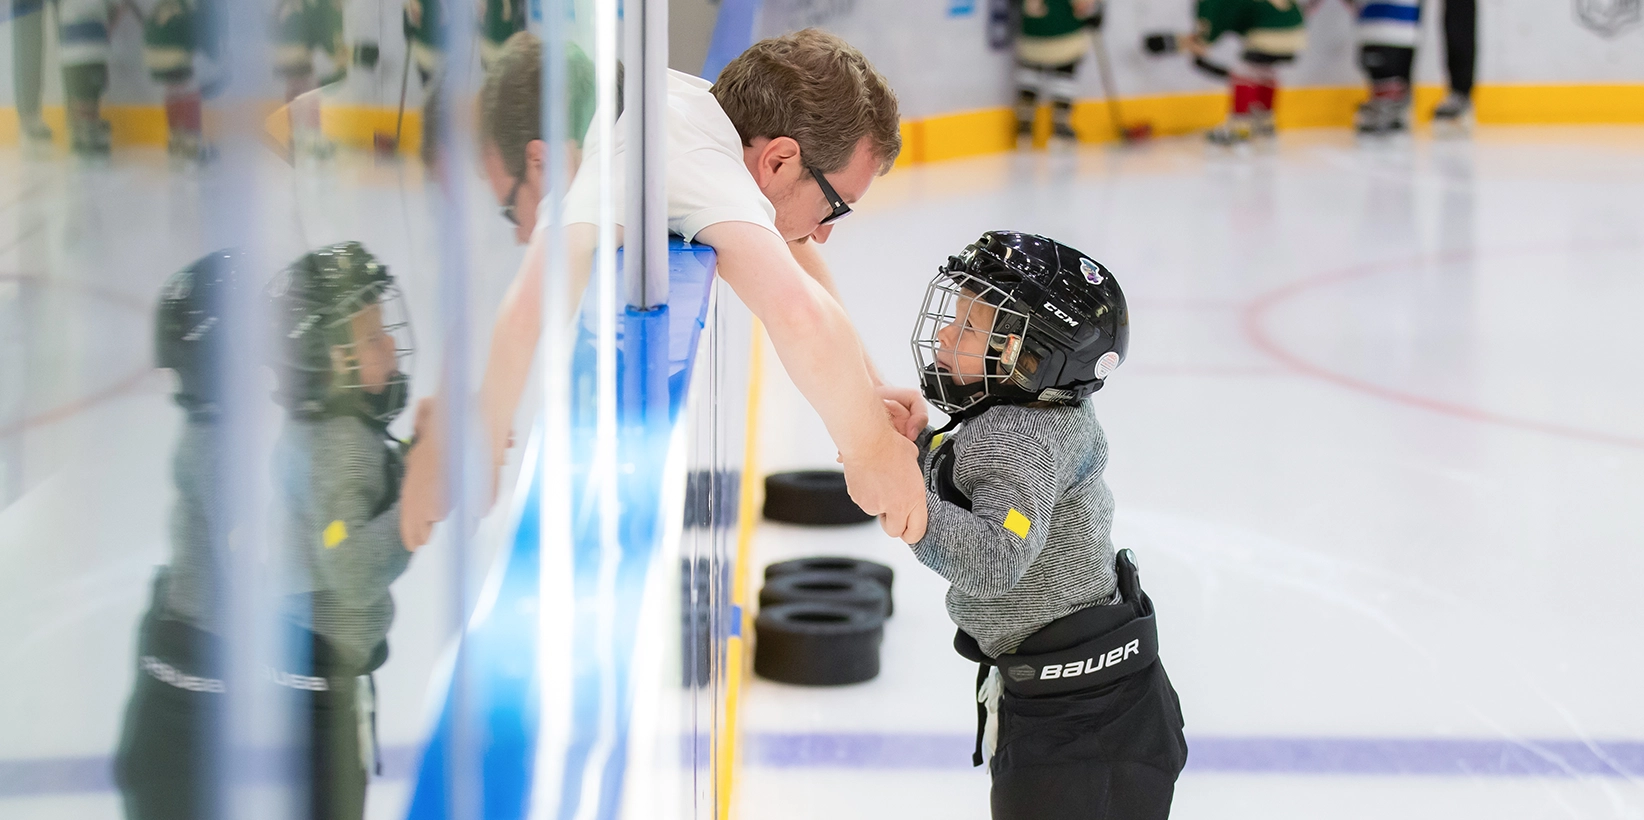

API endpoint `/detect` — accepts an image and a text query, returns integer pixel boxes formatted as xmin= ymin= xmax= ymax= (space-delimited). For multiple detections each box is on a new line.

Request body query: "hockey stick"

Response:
xmin=1091 ymin=24 xmax=1152 ymax=143
xmin=373 ymin=46 xmax=413 ymax=157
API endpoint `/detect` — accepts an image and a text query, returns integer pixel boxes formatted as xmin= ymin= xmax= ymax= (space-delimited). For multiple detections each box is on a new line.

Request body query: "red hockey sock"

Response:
xmin=1254 ymin=82 xmax=1277 ymax=113
xmin=1231 ymin=78 xmax=1262 ymax=115
xmin=165 ymin=87 xmax=202 ymax=134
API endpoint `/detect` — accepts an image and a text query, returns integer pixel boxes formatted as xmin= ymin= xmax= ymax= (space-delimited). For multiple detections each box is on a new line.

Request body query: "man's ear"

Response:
xmin=524 ymin=139 xmax=548 ymax=182
xmin=751 ymin=136 xmax=802 ymax=186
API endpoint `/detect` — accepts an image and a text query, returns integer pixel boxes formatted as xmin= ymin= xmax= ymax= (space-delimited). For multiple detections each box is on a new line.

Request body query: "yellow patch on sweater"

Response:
xmin=323 ymin=520 xmax=348 ymax=549
xmin=1003 ymin=509 xmax=1031 ymax=538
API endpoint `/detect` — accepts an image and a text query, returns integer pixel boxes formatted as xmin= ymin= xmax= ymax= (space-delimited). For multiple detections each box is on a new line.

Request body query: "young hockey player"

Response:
xmin=1351 ymin=0 xmax=1423 ymax=135
xmin=908 ymin=231 xmax=1187 ymax=819
xmin=114 ymin=251 xmax=242 ymax=820
xmin=1143 ymin=0 xmax=1306 ymax=145
xmin=142 ymin=0 xmax=219 ymax=162
xmin=273 ymin=0 xmax=349 ymax=157
xmin=59 ymin=0 xmax=115 ymax=156
xmin=266 ymin=242 xmax=418 ymax=819
xmin=1013 ymin=0 xmax=1103 ymax=148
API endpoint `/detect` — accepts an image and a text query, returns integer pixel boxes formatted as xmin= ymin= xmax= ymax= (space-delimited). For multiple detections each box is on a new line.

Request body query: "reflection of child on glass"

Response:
xmin=905 ymin=232 xmax=1186 ymax=819
xmin=115 ymin=251 xmax=240 ymax=820
xmin=267 ymin=242 xmax=420 ymax=819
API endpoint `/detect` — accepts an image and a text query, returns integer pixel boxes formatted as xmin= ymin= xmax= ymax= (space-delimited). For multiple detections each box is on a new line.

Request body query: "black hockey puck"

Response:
xmin=764 ymin=556 xmax=895 ymax=615
xmin=759 ymin=571 xmax=890 ymax=618
xmin=753 ymin=603 xmax=883 ymax=686
xmin=762 ymin=470 xmax=874 ymax=526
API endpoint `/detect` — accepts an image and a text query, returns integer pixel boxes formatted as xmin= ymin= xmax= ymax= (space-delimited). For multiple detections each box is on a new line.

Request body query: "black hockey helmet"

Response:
xmin=266 ymin=242 xmax=413 ymax=427
xmin=911 ymin=231 xmax=1128 ymax=417
xmin=155 ymin=249 xmax=244 ymax=418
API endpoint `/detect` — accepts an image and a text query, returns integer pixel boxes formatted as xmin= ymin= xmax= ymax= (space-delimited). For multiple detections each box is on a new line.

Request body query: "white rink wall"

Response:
xmin=758 ymin=0 xmax=1644 ymax=118
xmin=1 ymin=0 xmax=1641 ymax=114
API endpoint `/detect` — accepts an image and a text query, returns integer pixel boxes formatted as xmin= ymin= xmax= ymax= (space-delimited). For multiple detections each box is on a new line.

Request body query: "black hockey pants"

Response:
xmin=958 ymin=570 xmax=1187 ymax=819
xmin=115 ymin=573 xmax=378 ymax=820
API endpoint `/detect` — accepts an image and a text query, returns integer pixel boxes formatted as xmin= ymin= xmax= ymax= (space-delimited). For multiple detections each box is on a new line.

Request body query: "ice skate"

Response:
xmin=1249 ymin=109 xmax=1276 ymax=141
xmin=167 ymin=131 xmax=218 ymax=166
xmin=1355 ymin=96 xmax=1409 ymax=137
xmin=1050 ymin=121 xmax=1077 ymax=149
xmin=21 ymin=119 xmax=54 ymax=157
xmin=1207 ymin=116 xmax=1252 ymax=147
xmin=1431 ymin=91 xmax=1473 ymax=137
xmin=295 ymin=130 xmax=337 ymax=161
xmin=70 ymin=117 xmax=113 ymax=159
xmin=1016 ymin=121 xmax=1035 ymax=151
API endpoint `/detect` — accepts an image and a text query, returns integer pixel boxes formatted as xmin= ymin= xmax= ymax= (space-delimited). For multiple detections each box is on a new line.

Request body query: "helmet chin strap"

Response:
xmin=359 ymin=372 xmax=410 ymax=430
xmin=931 ymin=397 xmax=999 ymax=436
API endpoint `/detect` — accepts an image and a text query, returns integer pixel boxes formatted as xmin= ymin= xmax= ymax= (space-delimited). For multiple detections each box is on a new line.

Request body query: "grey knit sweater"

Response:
xmin=161 ymin=420 xmax=223 ymax=630
xmin=913 ymin=401 xmax=1120 ymax=658
xmin=275 ymin=416 xmax=411 ymax=672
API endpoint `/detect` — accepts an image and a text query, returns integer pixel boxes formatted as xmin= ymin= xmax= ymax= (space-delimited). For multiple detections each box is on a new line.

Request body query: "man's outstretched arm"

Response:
xmin=788 ymin=236 xmax=929 ymax=440
xmin=697 ymin=220 xmax=927 ymax=543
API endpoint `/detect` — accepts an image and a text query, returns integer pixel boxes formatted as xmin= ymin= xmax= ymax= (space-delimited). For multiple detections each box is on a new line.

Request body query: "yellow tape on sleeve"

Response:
xmin=323 ymin=520 xmax=348 ymax=549
xmin=1003 ymin=509 xmax=1031 ymax=538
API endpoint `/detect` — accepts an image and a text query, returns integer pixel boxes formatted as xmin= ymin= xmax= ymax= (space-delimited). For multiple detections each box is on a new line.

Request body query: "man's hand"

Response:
xmin=400 ymin=398 xmax=448 ymax=550
xmin=876 ymin=384 xmax=928 ymax=441
xmin=841 ymin=431 xmax=929 ymax=544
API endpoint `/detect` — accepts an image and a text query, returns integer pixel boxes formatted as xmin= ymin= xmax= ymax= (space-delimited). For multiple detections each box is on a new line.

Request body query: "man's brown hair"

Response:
xmin=711 ymin=29 xmax=901 ymax=175
xmin=480 ymin=32 xmax=604 ymax=180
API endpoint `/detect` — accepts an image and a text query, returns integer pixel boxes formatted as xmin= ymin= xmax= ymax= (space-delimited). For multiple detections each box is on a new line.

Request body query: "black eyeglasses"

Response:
xmin=808 ymin=165 xmax=852 ymax=226
xmin=500 ymin=175 xmax=524 ymax=226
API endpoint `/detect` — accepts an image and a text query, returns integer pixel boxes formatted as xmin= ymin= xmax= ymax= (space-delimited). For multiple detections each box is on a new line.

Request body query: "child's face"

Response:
xmin=334 ymin=303 xmax=398 ymax=393
xmin=934 ymin=290 xmax=997 ymax=386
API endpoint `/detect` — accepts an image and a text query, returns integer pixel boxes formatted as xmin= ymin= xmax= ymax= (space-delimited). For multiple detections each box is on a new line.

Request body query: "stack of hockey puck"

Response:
xmin=753 ymin=557 xmax=894 ymax=686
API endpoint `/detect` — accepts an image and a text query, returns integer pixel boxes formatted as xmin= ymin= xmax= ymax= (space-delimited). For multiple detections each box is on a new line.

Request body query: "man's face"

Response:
xmin=484 ymin=143 xmax=540 ymax=245
xmin=766 ymin=137 xmax=881 ymax=244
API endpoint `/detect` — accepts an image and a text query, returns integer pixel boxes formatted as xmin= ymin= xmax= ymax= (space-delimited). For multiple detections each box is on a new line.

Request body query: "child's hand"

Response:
xmin=876 ymin=384 xmax=929 ymax=441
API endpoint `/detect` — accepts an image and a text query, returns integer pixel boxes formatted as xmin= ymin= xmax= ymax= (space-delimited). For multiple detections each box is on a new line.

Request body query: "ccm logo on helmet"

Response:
xmin=1038 ymin=639 xmax=1141 ymax=680
xmin=1043 ymin=302 xmax=1080 ymax=329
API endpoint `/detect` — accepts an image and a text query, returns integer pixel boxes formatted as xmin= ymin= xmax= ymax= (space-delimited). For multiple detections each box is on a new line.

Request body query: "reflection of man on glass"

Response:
xmin=401 ymin=29 xmax=928 ymax=547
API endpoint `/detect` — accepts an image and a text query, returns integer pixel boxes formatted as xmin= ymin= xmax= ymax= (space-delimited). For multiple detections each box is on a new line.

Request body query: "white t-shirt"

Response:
xmin=561 ymin=69 xmax=781 ymax=242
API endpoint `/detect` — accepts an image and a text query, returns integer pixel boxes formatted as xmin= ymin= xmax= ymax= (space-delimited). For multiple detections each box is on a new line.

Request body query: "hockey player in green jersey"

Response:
xmin=479 ymin=0 xmax=525 ymax=69
xmin=1144 ymin=0 xmax=1306 ymax=145
xmin=1013 ymin=0 xmax=1103 ymax=148
xmin=143 ymin=0 xmax=219 ymax=162
xmin=273 ymin=0 xmax=348 ymax=157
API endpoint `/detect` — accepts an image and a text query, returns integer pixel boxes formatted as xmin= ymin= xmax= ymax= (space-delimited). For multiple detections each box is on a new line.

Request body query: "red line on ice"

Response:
xmin=1241 ymin=243 xmax=1644 ymax=451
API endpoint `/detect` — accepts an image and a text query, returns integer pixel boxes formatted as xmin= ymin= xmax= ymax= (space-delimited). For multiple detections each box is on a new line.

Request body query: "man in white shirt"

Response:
xmin=402 ymin=30 xmax=928 ymax=546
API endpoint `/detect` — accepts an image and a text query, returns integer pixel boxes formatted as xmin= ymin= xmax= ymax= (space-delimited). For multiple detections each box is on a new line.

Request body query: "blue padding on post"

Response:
xmin=701 ymin=0 xmax=764 ymax=80
xmin=1358 ymin=3 xmax=1421 ymax=23
xmin=404 ymin=239 xmax=719 ymax=820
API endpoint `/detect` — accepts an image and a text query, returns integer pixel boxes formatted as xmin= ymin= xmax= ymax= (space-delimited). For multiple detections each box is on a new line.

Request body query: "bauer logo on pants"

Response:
xmin=1038 ymin=638 xmax=1142 ymax=680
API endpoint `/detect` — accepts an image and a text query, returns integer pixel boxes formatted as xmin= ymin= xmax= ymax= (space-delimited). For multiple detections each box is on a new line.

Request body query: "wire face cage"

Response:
xmin=911 ymin=267 xmax=1035 ymax=416
xmin=321 ymin=279 xmax=415 ymax=396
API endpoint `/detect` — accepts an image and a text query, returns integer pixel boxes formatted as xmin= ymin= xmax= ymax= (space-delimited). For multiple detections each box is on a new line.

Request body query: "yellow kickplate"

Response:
xmin=1003 ymin=509 xmax=1031 ymax=538
xmin=323 ymin=520 xmax=348 ymax=549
